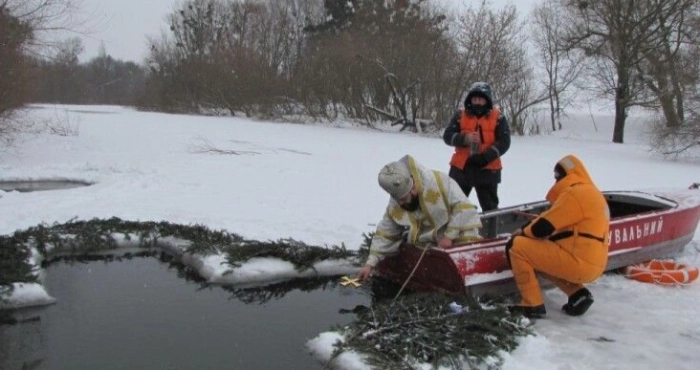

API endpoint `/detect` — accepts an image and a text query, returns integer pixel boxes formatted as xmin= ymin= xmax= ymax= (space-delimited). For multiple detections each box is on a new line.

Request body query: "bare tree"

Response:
xmin=634 ymin=0 xmax=699 ymax=129
xmin=38 ymin=36 xmax=83 ymax=103
xmin=557 ymin=0 xmax=692 ymax=143
xmin=498 ymin=44 xmax=549 ymax=136
xmin=0 ymin=0 xmax=84 ymax=106
xmin=295 ymin=0 xmax=451 ymax=125
xmin=142 ymin=0 xmax=329 ymax=115
xmin=53 ymin=36 xmax=82 ymax=64
xmin=1 ymin=0 xmax=86 ymax=55
xmin=0 ymin=0 xmax=84 ymax=149
xmin=650 ymin=80 xmax=700 ymax=156
xmin=365 ymin=69 xmax=423 ymax=132
xmin=451 ymin=2 xmax=522 ymax=107
xmin=650 ymin=117 xmax=700 ymax=156
xmin=0 ymin=5 xmax=33 ymax=120
xmin=1 ymin=0 xmax=77 ymax=29
xmin=531 ymin=0 xmax=584 ymax=132
xmin=650 ymin=35 xmax=700 ymax=156
xmin=448 ymin=3 xmax=542 ymax=134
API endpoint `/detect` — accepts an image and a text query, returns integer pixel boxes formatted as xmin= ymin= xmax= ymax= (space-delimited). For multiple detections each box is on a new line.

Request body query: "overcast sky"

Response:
xmin=77 ymin=1 xmax=175 ymax=62
xmin=76 ymin=0 xmax=535 ymax=63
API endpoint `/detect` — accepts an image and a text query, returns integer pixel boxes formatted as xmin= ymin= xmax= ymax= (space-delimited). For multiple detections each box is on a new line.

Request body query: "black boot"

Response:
xmin=508 ymin=304 xmax=547 ymax=319
xmin=562 ymin=288 xmax=594 ymax=316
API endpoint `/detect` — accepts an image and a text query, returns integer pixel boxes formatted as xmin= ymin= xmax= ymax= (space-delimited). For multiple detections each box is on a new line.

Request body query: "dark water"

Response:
xmin=0 ymin=257 xmax=372 ymax=370
xmin=0 ymin=180 xmax=91 ymax=193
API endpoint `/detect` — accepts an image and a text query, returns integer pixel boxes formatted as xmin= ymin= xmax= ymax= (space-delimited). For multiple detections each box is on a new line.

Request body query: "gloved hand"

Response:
xmin=461 ymin=132 xmax=480 ymax=147
xmin=460 ymin=134 xmax=469 ymax=146
xmin=468 ymin=153 xmax=489 ymax=168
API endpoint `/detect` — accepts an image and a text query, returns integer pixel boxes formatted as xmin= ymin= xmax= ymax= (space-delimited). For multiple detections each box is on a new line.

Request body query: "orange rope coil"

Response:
xmin=623 ymin=260 xmax=699 ymax=286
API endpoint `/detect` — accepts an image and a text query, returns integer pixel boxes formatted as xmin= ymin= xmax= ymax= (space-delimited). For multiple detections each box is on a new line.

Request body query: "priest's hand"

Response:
xmin=357 ymin=265 xmax=373 ymax=280
xmin=438 ymin=237 xmax=453 ymax=249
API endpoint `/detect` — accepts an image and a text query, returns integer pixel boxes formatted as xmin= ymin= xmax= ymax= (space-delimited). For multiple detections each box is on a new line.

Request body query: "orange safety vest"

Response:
xmin=449 ymin=109 xmax=503 ymax=170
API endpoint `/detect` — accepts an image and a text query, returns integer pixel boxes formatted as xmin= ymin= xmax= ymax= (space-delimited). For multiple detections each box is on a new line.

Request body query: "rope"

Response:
xmin=323 ymin=244 xmax=433 ymax=369
xmin=624 ymin=270 xmax=692 ymax=286
xmin=623 ymin=260 xmax=699 ymax=286
xmin=323 ymin=244 xmax=430 ymax=369
xmin=392 ymin=244 xmax=431 ymax=301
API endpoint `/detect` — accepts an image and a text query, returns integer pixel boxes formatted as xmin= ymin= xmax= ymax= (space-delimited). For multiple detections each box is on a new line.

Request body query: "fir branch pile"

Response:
xmin=13 ymin=217 xmax=242 ymax=256
xmin=0 ymin=234 xmax=37 ymax=302
xmin=154 ymin=252 xmax=340 ymax=305
xmin=0 ymin=217 xmax=361 ymax=302
xmin=335 ymin=292 xmax=532 ymax=370
xmin=222 ymin=238 xmax=354 ymax=271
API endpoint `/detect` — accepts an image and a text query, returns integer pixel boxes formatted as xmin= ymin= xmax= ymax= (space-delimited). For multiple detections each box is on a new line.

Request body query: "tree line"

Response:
xmin=2 ymin=0 xmax=700 ymax=152
xmin=29 ymin=40 xmax=146 ymax=106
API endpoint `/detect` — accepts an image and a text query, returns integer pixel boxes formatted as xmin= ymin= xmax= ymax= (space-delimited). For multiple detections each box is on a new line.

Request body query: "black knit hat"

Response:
xmin=464 ymin=82 xmax=494 ymax=109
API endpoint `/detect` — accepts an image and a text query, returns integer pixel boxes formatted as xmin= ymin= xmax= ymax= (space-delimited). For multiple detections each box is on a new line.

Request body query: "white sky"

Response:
xmin=76 ymin=0 xmax=176 ymax=62
xmin=74 ymin=0 xmax=538 ymax=62
xmin=1 ymin=104 xmax=699 ymax=369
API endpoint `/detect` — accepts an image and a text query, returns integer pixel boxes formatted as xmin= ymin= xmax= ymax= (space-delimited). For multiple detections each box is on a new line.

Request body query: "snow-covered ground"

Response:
xmin=1 ymin=104 xmax=699 ymax=369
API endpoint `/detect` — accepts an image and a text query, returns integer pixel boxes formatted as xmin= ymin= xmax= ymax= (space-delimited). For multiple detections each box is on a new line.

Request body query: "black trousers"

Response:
xmin=465 ymin=183 xmax=499 ymax=212
xmin=449 ymin=166 xmax=500 ymax=212
xmin=448 ymin=170 xmax=498 ymax=212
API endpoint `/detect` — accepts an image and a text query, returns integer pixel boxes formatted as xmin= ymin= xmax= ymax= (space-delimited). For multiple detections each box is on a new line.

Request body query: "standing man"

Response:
xmin=443 ymin=82 xmax=510 ymax=212
xmin=356 ymin=155 xmax=482 ymax=280
xmin=506 ymin=155 xmax=610 ymax=319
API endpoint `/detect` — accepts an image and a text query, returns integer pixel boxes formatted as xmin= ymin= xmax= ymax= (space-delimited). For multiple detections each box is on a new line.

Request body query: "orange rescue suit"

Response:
xmin=509 ymin=155 xmax=610 ymax=307
xmin=449 ymin=109 xmax=503 ymax=170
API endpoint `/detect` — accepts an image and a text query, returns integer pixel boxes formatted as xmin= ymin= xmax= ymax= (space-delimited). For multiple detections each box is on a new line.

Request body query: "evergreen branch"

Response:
xmin=332 ymin=292 xmax=531 ymax=369
xmin=1 ymin=218 xmax=362 ymax=302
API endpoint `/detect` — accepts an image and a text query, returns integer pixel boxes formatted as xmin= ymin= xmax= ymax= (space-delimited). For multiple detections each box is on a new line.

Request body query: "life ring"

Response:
xmin=623 ymin=260 xmax=699 ymax=286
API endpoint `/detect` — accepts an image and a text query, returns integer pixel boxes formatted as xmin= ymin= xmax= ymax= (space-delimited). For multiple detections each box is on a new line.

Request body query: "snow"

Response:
xmin=2 ymin=104 xmax=700 ymax=369
xmin=466 ymin=270 xmax=514 ymax=286
xmin=0 ymin=283 xmax=56 ymax=309
xmin=306 ymin=332 xmax=370 ymax=370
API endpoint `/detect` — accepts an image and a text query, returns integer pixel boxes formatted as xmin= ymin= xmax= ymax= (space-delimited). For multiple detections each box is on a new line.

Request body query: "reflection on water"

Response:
xmin=0 ymin=257 xmax=371 ymax=370
xmin=223 ymin=277 xmax=342 ymax=305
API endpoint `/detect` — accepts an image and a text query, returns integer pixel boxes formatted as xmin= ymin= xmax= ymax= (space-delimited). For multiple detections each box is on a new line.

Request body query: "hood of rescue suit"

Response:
xmin=546 ymin=155 xmax=600 ymax=203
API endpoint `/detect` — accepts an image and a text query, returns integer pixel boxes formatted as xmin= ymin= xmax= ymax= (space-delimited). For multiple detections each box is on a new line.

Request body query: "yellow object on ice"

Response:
xmin=340 ymin=276 xmax=362 ymax=288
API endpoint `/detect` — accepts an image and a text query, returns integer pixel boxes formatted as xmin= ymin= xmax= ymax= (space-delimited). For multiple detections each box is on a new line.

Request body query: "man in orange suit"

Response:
xmin=506 ymin=154 xmax=610 ymax=319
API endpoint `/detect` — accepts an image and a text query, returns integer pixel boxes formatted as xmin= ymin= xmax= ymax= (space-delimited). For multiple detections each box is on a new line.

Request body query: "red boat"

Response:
xmin=375 ymin=187 xmax=700 ymax=297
